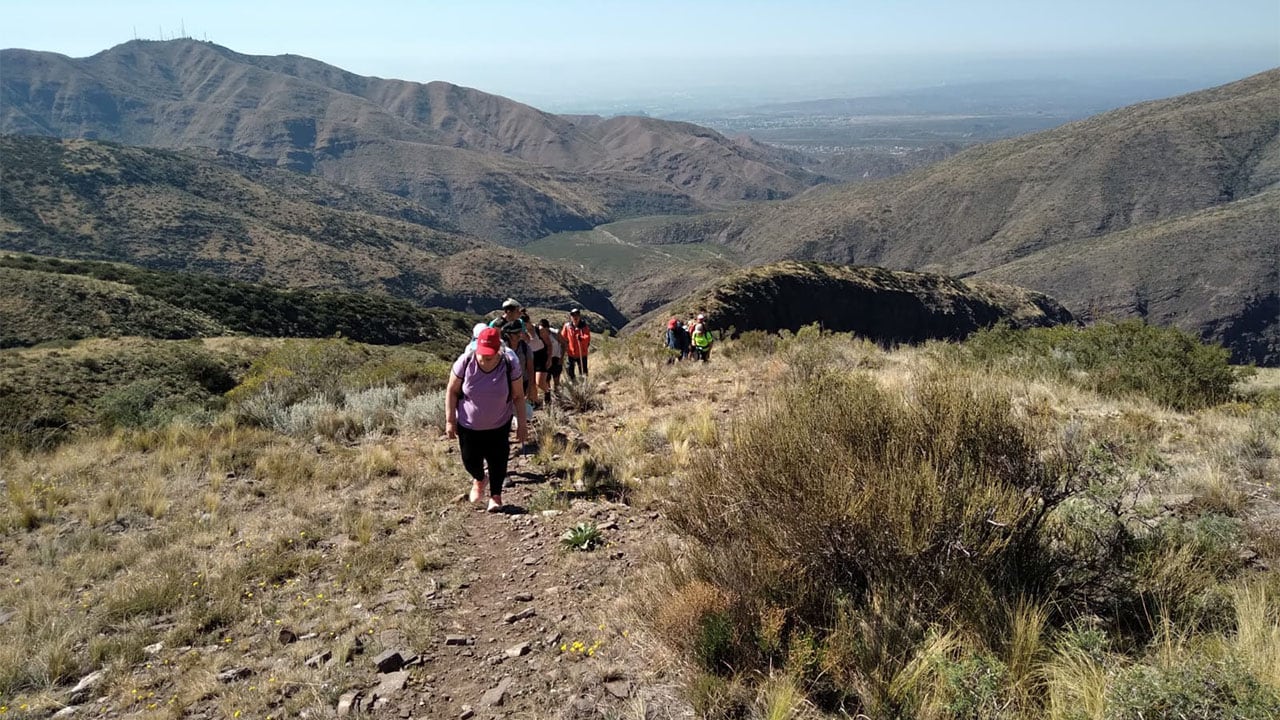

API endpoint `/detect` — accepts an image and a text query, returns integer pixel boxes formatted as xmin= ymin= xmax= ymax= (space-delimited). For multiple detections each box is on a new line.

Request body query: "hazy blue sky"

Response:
xmin=3 ymin=1 xmax=1277 ymax=109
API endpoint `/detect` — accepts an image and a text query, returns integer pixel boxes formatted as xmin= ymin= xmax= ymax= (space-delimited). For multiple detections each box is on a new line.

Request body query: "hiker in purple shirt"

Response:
xmin=445 ymin=327 xmax=528 ymax=512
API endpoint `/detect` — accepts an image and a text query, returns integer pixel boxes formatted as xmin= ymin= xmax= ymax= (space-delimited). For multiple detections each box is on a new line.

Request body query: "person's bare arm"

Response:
xmin=511 ymin=379 xmax=528 ymax=444
xmin=445 ymin=373 xmax=462 ymax=439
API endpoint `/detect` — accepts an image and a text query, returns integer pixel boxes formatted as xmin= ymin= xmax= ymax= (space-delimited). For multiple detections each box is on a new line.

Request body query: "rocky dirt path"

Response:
xmin=334 ymin=450 xmax=679 ymax=720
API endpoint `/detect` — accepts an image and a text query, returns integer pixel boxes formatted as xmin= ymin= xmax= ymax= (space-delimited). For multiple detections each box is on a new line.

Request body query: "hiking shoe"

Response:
xmin=487 ymin=496 xmax=503 ymax=513
xmin=469 ymin=480 xmax=484 ymax=504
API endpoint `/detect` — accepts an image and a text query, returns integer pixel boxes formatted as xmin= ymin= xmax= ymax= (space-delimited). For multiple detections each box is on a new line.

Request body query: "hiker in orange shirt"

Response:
xmin=560 ymin=308 xmax=592 ymax=379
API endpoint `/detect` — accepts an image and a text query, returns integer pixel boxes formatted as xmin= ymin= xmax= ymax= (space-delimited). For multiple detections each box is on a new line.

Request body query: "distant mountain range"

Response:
xmin=623 ymin=70 xmax=1280 ymax=365
xmin=1 ymin=39 xmax=825 ymax=244
xmin=0 ymin=134 xmax=625 ymax=325
xmin=2 ymin=40 xmax=1274 ymax=364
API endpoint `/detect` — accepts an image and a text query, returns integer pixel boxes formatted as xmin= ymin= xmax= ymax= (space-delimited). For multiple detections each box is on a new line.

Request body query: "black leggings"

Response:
xmin=457 ymin=419 xmax=512 ymax=496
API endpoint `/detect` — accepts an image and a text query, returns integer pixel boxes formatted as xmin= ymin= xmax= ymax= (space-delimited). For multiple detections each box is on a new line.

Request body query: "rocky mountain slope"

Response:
xmin=622 ymin=70 xmax=1280 ymax=364
xmin=1 ymin=39 xmax=824 ymax=243
xmin=0 ymin=134 xmax=626 ymax=325
xmin=630 ymin=261 xmax=1074 ymax=342
xmin=973 ymin=188 xmax=1279 ymax=366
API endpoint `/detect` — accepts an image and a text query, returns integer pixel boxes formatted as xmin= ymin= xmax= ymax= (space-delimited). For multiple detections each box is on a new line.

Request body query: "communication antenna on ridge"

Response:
xmin=181 ymin=19 xmax=186 ymax=38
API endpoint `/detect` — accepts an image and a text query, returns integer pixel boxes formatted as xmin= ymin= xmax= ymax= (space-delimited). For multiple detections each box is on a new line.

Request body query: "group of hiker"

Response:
xmin=445 ymin=299 xmax=592 ymax=512
xmin=664 ymin=312 xmax=715 ymax=362
xmin=445 ymin=298 xmax=717 ymax=512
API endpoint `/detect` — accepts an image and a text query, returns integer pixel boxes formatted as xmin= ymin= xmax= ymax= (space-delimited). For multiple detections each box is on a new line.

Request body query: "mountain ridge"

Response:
xmin=0 ymin=134 xmax=626 ymax=325
xmin=627 ymin=260 xmax=1074 ymax=343
xmin=0 ymin=39 xmax=825 ymax=243
xmin=617 ymin=69 xmax=1280 ymax=364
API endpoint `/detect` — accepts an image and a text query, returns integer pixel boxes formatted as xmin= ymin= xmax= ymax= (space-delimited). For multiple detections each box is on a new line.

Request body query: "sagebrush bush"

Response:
xmin=655 ymin=368 xmax=1081 ymax=712
xmin=400 ymin=389 xmax=447 ymax=433
xmin=227 ymin=336 xmax=460 ymax=438
xmin=344 ymin=386 xmax=404 ymax=435
xmin=1105 ymin=657 xmax=1278 ymax=719
xmin=956 ymin=321 xmax=1247 ymax=410
xmin=279 ymin=395 xmax=339 ymax=436
xmin=228 ymin=339 xmax=371 ymax=414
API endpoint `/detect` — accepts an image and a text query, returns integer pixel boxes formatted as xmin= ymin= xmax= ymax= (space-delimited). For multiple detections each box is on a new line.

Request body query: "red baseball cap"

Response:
xmin=476 ymin=327 xmax=502 ymax=356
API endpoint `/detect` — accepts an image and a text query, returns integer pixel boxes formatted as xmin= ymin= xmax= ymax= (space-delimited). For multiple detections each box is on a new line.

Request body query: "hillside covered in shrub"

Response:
xmin=0 ymin=134 xmax=626 ymax=325
xmin=0 ymin=254 xmax=476 ymax=351
xmin=630 ymin=260 xmax=1074 ymax=342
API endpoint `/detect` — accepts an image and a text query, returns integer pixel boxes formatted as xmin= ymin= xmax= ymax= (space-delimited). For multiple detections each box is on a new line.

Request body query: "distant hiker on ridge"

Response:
xmin=561 ymin=308 xmax=591 ymax=379
xmin=542 ymin=318 xmax=564 ymax=397
xmin=666 ymin=317 xmax=690 ymax=362
xmin=502 ymin=321 xmax=536 ymax=413
xmin=521 ymin=310 xmax=544 ymax=406
xmin=536 ymin=318 xmax=559 ymax=401
xmin=691 ymin=322 xmax=714 ymax=362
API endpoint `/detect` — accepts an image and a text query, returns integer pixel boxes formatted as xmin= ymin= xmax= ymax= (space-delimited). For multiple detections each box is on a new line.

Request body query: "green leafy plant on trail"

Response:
xmin=560 ymin=522 xmax=604 ymax=552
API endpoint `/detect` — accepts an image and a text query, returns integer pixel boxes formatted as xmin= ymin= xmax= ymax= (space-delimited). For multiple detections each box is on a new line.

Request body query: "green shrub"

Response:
xmin=655 ymin=368 xmax=1082 ymax=711
xmin=956 ymin=321 xmax=1248 ymax=410
xmin=228 ymin=338 xmax=371 ymax=412
xmin=611 ymin=331 xmax=672 ymax=369
xmin=559 ymin=522 xmax=604 ymax=552
xmin=343 ymin=357 xmax=451 ymax=395
xmin=720 ymin=330 xmax=779 ymax=359
xmin=935 ymin=653 xmax=1012 ymax=720
xmin=1105 ymin=657 xmax=1279 ymax=720
xmin=695 ymin=610 xmax=736 ymax=671
xmin=94 ymin=378 xmax=191 ymax=429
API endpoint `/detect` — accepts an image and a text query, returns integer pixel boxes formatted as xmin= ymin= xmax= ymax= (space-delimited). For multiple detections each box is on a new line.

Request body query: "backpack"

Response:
xmin=675 ymin=324 xmax=691 ymax=346
xmin=459 ymin=348 xmax=515 ymax=405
